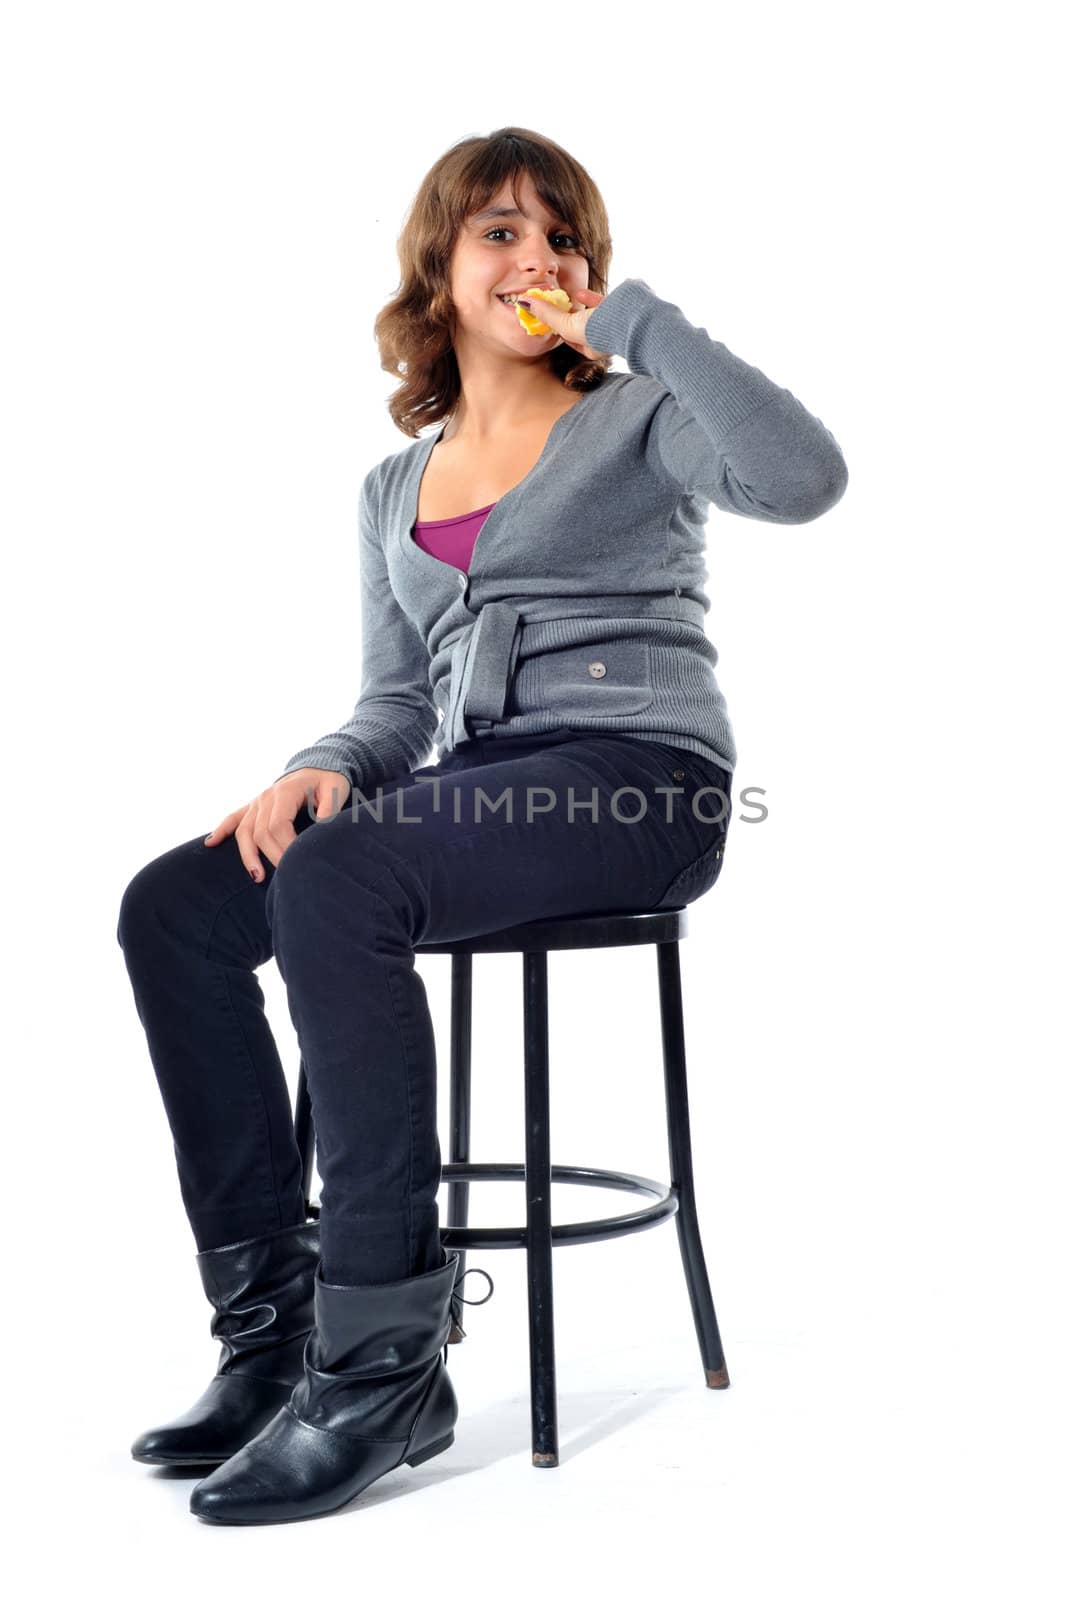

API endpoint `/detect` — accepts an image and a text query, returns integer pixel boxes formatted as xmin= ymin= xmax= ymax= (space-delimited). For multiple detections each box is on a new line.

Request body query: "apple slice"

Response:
xmin=515 ymin=286 xmax=573 ymax=336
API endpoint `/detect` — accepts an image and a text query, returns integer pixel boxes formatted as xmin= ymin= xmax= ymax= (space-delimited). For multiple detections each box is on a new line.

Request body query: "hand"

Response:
xmin=520 ymin=287 xmax=609 ymax=361
xmin=204 ymin=767 xmax=352 ymax=881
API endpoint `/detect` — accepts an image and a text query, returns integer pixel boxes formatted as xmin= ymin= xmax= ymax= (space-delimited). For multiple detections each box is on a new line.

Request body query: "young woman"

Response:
xmin=116 ymin=127 xmax=847 ymax=1525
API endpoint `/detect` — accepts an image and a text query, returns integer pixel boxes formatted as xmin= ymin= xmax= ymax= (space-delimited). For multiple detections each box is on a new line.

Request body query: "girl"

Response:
xmin=117 ymin=126 xmax=846 ymax=1525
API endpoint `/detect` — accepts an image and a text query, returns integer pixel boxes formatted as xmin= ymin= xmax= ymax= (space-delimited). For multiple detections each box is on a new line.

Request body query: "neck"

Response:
xmin=443 ymin=354 xmax=567 ymax=446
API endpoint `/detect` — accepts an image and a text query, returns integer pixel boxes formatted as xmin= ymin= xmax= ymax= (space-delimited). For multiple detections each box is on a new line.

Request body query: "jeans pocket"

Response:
xmin=630 ymin=740 xmax=732 ymax=811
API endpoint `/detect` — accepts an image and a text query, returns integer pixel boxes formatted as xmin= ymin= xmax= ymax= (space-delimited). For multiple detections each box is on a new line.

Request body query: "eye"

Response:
xmin=484 ymin=227 xmax=580 ymax=250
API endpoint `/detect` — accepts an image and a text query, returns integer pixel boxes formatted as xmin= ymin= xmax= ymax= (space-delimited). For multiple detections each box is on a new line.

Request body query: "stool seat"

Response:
xmin=417 ymin=906 xmax=687 ymax=956
xmin=293 ymin=905 xmax=729 ymax=1469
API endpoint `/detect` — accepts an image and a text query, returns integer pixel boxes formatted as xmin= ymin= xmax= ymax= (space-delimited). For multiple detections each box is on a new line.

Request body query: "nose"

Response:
xmin=519 ymin=244 xmax=561 ymax=281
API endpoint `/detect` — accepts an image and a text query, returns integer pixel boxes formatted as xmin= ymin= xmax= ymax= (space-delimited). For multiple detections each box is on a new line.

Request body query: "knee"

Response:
xmin=116 ymin=854 xmax=165 ymax=951
xmin=115 ymin=842 xmax=194 ymax=952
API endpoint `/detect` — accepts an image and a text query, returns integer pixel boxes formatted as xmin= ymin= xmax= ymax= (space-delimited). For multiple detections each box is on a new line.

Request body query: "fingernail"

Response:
xmin=517 ymin=299 xmax=531 ymax=309
xmin=249 ymin=869 xmax=261 ymax=882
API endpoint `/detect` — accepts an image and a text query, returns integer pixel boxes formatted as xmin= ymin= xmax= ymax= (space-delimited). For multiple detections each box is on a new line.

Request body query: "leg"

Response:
xmin=118 ymin=810 xmax=330 ymax=1469
xmin=523 ymin=948 xmax=559 ymax=1466
xmin=657 ymin=938 xmax=730 ymax=1387
xmin=116 ymin=805 xmax=324 ymax=1249
xmin=446 ymin=951 xmax=473 ymax=1340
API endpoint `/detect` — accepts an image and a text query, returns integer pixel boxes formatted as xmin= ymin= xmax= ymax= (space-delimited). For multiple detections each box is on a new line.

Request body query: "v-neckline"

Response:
xmin=401 ymin=378 xmax=608 ymax=581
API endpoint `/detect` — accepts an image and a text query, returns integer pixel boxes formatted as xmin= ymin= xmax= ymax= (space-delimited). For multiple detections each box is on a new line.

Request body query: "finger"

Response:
xmin=256 ymin=836 xmax=282 ymax=872
xmin=256 ymin=785 xmax=314 ymax=872
xmin=234 ymin=814 xmax=266 ymax=881
xmin=518 ymin=294 xmax=559 ymax=322
xmin=204 ymin=808 xmax=244 ymax=846
xmin=269 ymin=811 xmax=299 ymax=847
xmin=265 ymin=791 xmax=300 ymax=855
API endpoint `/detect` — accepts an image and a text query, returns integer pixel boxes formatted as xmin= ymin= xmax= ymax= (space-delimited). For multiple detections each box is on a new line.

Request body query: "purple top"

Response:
xmin=412 ymin=503 xmax=498 ymax=573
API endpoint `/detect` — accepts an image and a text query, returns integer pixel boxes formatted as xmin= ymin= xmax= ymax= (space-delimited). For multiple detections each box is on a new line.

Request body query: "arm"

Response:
xmin=275 ymin=466 xmax=437 ymax=792
xmin=584 ymin=277 xmax=848 ymax=523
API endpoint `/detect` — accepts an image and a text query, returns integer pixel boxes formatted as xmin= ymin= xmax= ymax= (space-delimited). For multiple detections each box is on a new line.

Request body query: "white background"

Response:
xmin=3 ymin=0 xmax=1062 ymax=1590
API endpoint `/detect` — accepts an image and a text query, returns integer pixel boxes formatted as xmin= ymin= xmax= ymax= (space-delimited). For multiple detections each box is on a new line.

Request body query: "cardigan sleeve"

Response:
xmin=275 ymin=466 xmax=438 ymax=793
xmin=583 ymin=277 xmax=848 ymax=523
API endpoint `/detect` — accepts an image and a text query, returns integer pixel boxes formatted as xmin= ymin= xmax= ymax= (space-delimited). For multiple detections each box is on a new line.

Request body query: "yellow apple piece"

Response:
xmin=515 ymin=285 xmax=573 ymax=335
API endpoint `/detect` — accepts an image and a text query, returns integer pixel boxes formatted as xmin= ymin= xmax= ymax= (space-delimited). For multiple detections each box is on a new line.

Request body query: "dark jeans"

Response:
xmin=115 ymin=729 xmax=732 ymax=1285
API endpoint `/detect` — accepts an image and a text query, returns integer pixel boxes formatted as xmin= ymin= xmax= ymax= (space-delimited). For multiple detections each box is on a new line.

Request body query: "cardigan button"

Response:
xmin=588 ymin=660 xmax=606 ymax=678
xmin=672 ymin=768 xmax=685 ymax=781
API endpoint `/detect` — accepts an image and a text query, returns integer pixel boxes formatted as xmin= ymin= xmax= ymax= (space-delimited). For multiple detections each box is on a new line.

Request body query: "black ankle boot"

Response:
xmin=131 ymin=1219 xmax=320 ymax=1467
xmin=189 ymin=1248 xmax=469 ymax=1524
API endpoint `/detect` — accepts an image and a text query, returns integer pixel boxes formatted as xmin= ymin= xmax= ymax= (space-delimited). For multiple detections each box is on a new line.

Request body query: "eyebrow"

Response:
xmin=469 ymin=205 xmax=569 ymax=226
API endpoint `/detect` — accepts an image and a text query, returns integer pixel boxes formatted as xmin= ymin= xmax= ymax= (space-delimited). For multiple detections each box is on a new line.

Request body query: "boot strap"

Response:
xmin=445 ymin=1267 xmax=495 ymax=1362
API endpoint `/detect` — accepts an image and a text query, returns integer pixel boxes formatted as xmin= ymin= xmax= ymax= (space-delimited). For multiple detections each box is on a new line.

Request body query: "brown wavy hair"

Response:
xmin=374 ymin=127 xmax=615 ymax=439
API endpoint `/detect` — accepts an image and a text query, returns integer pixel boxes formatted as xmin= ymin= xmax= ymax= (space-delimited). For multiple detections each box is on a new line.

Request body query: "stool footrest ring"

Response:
xmin=439 ymin=1161 xmax=677 ymax=1250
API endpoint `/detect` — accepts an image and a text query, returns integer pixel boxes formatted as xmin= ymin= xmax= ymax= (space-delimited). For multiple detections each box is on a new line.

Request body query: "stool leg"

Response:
xmin=447 ymin=953 xmax=473 ymax=1343
xmin=294 ymin=1056 xmax=317 ymax=1218
xmin=656 ymin=940 xmax=730 ymax=1388
xmin=523 ymin=950 xmax=559 ymax=1466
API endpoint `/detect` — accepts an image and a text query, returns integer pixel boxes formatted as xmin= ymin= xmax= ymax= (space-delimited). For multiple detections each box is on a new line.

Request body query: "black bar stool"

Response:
xmin=292 ymin=905 xmax=729 ymax=1468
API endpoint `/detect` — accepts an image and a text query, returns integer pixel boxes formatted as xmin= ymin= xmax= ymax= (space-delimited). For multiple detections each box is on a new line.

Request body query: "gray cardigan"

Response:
xmin=278 ymin=277 xmax=847 ymax=789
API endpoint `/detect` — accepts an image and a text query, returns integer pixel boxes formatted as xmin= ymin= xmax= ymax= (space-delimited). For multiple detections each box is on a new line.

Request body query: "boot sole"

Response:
xmin=132 ymin=1449 xmax=229 ymax=1466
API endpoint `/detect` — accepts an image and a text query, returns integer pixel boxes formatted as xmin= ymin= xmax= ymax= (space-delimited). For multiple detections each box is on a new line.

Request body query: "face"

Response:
xmin=448 ymin=169 xmax=590 ymax=356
